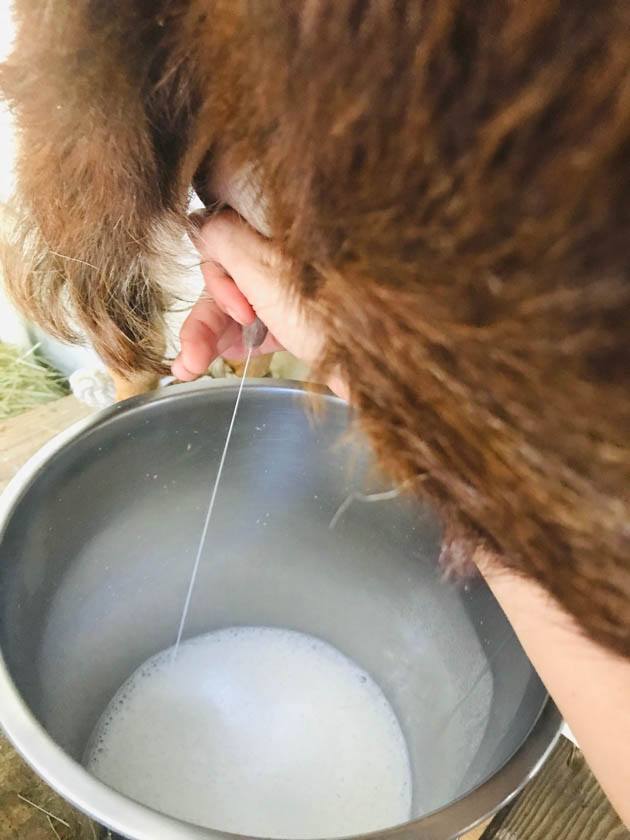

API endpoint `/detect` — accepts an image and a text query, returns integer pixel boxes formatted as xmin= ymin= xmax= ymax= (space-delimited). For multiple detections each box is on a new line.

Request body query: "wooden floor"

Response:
xmin=0 ymin=396 xmax=627 ymax=840
xmin=485 ymin=738 xmax=629 ymax=840
xmin=0 ymin=734 xmax=99 ymax=839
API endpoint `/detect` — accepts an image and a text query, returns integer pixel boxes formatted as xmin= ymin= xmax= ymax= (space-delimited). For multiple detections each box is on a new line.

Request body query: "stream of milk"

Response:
xmin=86 ymin=626 xmax=412 ymax=838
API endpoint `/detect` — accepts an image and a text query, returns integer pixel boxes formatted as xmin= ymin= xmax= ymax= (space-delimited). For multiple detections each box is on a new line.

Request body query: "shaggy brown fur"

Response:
xmin=2 ymin=1 xmax=629 ymax=656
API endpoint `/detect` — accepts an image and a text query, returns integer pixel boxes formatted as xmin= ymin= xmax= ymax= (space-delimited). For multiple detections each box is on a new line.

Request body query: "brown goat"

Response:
xmin=1 ymin=1 xmax=629 ymax=658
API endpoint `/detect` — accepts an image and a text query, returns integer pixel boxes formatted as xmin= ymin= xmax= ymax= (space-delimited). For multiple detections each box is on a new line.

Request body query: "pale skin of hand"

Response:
xmin=175 ymin=211 xmax=630 ymax=827
xmin=172 ymin=210 xmax=332 ymax=386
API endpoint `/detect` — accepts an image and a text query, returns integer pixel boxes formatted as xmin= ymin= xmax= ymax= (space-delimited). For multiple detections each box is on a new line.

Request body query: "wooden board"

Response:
xmin=482 ymin=737 xmax=629 ymax=840
xmin=0 ymin=396 xmax=627 ymax=840
xmin=0 ymin=734 xmax=98 ymax=840
xmin=0 ymin=395 xmax=92 ymax=494
xmin=467 ymin=821 xmax=491 ymax=840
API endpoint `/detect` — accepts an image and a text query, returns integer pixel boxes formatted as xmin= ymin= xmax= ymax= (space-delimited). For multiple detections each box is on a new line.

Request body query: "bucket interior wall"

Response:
xmin=0 ymin=387 xmax=546 ymax=820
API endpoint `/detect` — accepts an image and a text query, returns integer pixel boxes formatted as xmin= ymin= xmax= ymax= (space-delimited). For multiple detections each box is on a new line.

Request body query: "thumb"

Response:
xmin=192 ymin=210 xmax=286 ymax=313
xmin=191 ymin=210 xmax=324 ymax=365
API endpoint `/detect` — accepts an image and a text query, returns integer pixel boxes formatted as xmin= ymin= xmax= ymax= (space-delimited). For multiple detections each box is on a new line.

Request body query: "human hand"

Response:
xmin=172 ymin=211 xmax=347 ymax=398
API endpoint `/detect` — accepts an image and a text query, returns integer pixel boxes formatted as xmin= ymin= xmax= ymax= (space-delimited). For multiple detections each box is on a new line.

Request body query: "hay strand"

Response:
xmin=16 ymin=793 xmax=71 ymax=828
xmin=0 ymin=342 xmax=69 ymax=419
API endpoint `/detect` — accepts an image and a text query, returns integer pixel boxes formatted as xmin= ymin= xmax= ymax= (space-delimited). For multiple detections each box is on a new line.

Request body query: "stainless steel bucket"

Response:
xmin=0 ymin=380 xmax=560 ymax=839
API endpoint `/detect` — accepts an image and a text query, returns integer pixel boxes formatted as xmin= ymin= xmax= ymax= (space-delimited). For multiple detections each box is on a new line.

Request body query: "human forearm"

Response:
xmin=478 ymin=553 xmax=630 ymax=826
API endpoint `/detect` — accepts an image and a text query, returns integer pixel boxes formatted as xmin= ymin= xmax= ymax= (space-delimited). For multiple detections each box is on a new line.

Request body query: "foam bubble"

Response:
xmin=86 ymin=626 xmax=412 ymax=838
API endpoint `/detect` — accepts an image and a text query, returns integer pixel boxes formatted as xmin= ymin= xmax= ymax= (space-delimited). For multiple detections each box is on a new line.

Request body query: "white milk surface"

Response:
xmin=86 ymin=626 xmax=412 ymax=838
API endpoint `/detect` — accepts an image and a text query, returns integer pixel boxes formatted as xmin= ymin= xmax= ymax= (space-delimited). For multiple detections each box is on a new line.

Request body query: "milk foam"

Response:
xmin=86 ymin=626 xmax=412 ymax=838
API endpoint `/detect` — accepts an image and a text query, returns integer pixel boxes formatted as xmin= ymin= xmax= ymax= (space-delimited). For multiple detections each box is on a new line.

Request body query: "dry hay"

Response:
xmin=0 ymin=343 xmax=68 ymax=420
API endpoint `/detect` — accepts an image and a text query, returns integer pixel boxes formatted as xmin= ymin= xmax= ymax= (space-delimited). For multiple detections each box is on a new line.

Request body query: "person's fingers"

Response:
xmin=190 ymin=209 xmax=324 ymax=365
xmin=173 ymin=288 xmax=284 ymax=381
xmin=200 ymin=259 xmax=256 ymax=326
xmin=193 ymin=211 xmax=284 ymax=311
xmin=217 ymin=331 xmax=284 ymax=360
xmin=173 ymin=296 xmax=239 ymax=381
xmin=327 ymin=373 xmax=350 ymax=402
